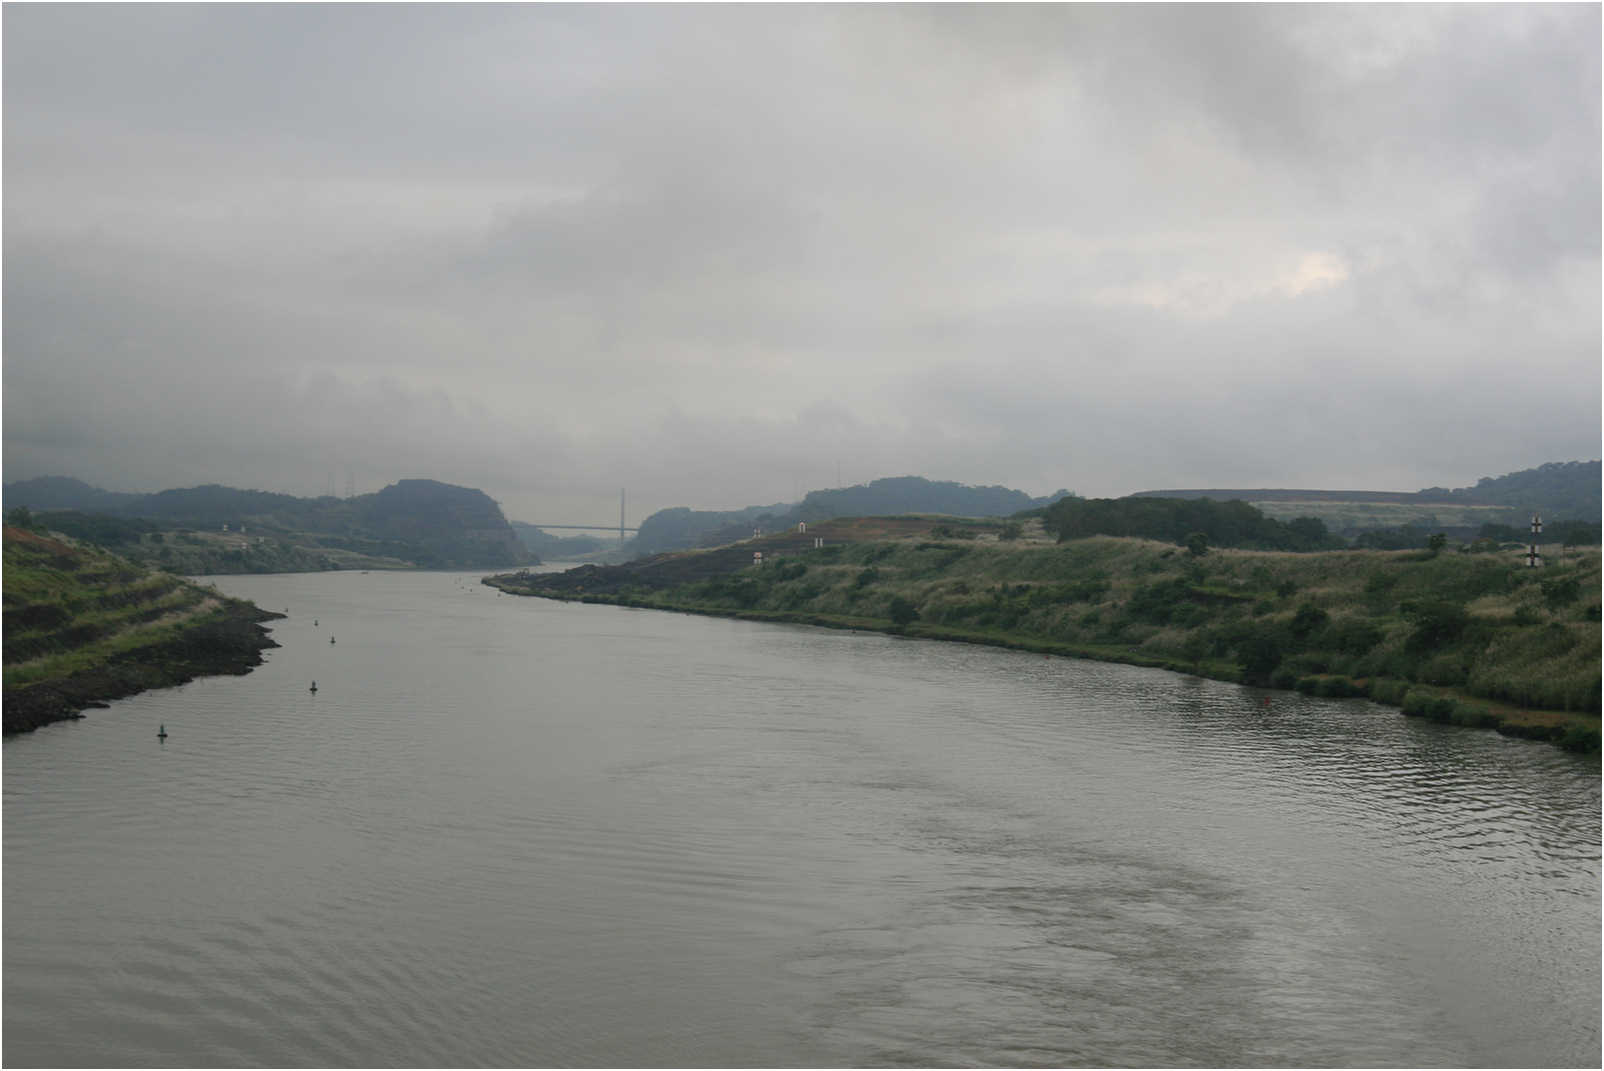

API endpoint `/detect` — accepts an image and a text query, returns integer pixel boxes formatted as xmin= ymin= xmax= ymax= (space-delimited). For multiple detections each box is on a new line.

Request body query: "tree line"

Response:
xmin=1040 ymin=496 xmax=1343 ymax=551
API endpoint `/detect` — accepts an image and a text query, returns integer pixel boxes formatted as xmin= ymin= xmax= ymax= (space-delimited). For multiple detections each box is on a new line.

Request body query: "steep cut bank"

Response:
xmin=3 ymin=525 xmax=282 ymax=734
xmin=487 ymin=519 xmax=1601 ymax=754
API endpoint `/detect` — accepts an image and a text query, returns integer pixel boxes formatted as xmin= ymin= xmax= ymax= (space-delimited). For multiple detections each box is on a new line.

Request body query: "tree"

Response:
xmin=1427 ymin=532 xmax=1448 ymax=556
xmin=1185 ymin=531 xmax=1209 ymax=557
xmin=888 ymin=596 xmax=919 ymax=626
xmin=1288 ymin=603 xmax=1329 ymax=644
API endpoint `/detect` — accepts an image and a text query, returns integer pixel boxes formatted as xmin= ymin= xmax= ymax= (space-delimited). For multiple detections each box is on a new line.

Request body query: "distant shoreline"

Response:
xmin=485 ymin=527 xmax=1601 ymax=756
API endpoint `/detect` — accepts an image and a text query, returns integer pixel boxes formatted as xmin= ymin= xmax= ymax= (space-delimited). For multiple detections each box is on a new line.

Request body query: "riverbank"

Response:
xmin=3 ymin=525 xmax=282 ymax=734
xmin=485 ymin=525 xmax=1601 ymax=754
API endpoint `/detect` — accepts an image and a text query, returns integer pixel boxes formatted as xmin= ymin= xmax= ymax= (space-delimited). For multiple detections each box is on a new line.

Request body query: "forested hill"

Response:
xmin=1420 ymin=461 xmax=1601 ymax=521
xmin=1133 ymin=460 xmax=1600 ymax=523
xmin=1043 ymin=496 xmax=1342 ymax=551
xmin=4 ymin=477 xmax=528 ymax=570
xmin=2 ymin=476 xmax=143 ymax=512
xmin=796 ymin=477 xmax=1070 ymax=522
xmin=629 ymin=477 xmax=1073 ymax=556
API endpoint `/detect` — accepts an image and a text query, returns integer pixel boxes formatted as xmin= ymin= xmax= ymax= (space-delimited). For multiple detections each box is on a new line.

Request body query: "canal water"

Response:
xmin=4 ymin=570 xmax=1598 ymax=1067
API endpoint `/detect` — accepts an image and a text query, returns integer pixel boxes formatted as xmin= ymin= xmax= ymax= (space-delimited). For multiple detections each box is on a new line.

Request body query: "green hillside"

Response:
xmin=3 ymin=524 xmax=281 ymax=733
xmin=1424 ymin=460 xmax=1601 ymax=521
xmin=487 ymin=519 xmax=1601 ymax=754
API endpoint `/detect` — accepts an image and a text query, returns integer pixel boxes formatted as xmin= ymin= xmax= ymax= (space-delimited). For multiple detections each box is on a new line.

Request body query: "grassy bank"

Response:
xmin=487 ymin=529 xmax=1600 ymax=754
xmin=3 ymin=524 xmax=282 ymax=733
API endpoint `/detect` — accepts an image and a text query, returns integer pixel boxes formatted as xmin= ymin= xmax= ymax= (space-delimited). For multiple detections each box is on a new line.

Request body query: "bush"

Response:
xmin=1236 ymin=627 xmax=1287 ymax=684
xmin=1126 ymin=578 xmax=1192 ymax=624
xmin=1541 ymin=576 xmax=1582 ymax=608
xmin=1369 ymin=679 xmax=1410 ymax=706
xmin=1402 ymin=600 xmax=1470 ymax=655
xmin=1326 ymin=618 xmax=1384 ymax=656
xmin=1558 ymin=723 xmax=1601 ymax=753
xmin=888 ymin=596 xmax=919 ymax=626
xmin=1289 ymin=603 xmax=1330 ymax=644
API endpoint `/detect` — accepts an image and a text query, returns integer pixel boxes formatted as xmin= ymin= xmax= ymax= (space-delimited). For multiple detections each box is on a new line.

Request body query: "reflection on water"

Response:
xmin=6 ymin=571 xmax=1599 ymax=1067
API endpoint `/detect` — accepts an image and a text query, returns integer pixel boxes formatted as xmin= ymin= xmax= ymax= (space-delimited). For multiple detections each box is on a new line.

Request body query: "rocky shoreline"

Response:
xmin=3 ymin=601 xmax=284 ymax=735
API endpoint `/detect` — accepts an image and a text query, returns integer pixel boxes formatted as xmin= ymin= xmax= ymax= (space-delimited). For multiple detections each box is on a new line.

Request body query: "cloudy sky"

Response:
xmin=5 ymin=5 xmax=1599 ymax=526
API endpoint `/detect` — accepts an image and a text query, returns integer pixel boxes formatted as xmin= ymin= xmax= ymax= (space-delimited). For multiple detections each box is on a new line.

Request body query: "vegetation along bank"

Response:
xmin=3 ymin=524 xmax=282 ymax=734
xmin=486 ymin=515 xmax=1601 ymax=755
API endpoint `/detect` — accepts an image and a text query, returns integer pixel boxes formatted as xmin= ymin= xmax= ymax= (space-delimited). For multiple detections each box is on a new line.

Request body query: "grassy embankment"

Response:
xmin=3 ymin=525 xmax=281 ymax=732
xmin=487 ymin=523 xmax=1601 ymax=754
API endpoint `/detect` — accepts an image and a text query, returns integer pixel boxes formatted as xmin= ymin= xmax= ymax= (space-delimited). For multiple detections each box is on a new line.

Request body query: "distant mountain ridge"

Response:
xmin=1133 ymin=488 xmax=1459 ymax=504
xmin=1132 ymin=461 xmax=1600 ymax=523
xmin=4 ymin=476 xmax=528 ymax=570
xmin=629 ymin=477 xmax=1073 ymax=556
xmin=2 ymin=476 xmax=143 ymax=512
xmin=1421 ymin=460 xmax=1600 ymax=520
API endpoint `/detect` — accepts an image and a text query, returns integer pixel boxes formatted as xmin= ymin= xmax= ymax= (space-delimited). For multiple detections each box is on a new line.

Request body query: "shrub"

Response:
xmin=1558 ymin=723 xmax=1602 ymax=753
xmin=888 ymin=596 xmax=920 ymax=626
xmin=1369 ymin=679 xmax=1410 ymax=706
xmin=1326 ymin=618 xmax=1383 ymax=656
xmin=1317 ymin=676 xmax=1364 ymax=699
xmin=1541 ymin=576 xmax=1582 ymax=608
xmin=1269 ymin=665 xmax=1301 ymax=690
xmin=1289 ymin=603 xmax=1330 ymax=644
xmin=1402 ymin=600 xmax=1470 ymax=655
xmin=1237 ymin=627 xmax=1287 ymax=684
xmin=1418 ymin=653 xmax=1469 ymax=687
xmin=1126 ymin=578 xmax=1192 ymax=624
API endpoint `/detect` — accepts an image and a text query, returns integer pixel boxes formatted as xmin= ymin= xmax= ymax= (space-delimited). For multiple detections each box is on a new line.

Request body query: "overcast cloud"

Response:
xmin=5 ymin=4 xmax=1598 ymax=525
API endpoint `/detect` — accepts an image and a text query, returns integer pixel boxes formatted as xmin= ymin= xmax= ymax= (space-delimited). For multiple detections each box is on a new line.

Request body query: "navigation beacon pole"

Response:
xmin=1526 ymin=513 xmax=1543 ymax=569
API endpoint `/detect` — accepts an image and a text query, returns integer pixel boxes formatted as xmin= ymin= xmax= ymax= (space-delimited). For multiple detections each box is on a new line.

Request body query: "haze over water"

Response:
xmin=5 ymin=570 xmax=1599 ymax=1067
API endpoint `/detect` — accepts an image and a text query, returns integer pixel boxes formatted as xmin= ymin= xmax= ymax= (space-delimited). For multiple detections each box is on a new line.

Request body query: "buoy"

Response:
xmin=310 ymin=681 xmax=318 ymax=693
xmin=314 ymin=619 xmax=319 ymax=627
xmin=157 ymin=724 xmax=168 ymax=739
xmin=330 ymin=636 xmax=336 ymax=645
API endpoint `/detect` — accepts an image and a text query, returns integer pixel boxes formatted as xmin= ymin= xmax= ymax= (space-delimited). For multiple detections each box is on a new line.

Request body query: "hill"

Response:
xmin=486 ymin=520 xmax=1600 ymax=754
xmin=629 ymin=477 xmax=1072 ymax=557
xmin=1422 ymin=460 xmax=1601 ymax=521
xmin=3 ymin=476 xmax=144 ymax=512
xmin=510 ymin=522 xmax=609 ymax=560
xmin=3 ymin=524 xmax=282 ymax=733
xmin=1130 ymin=460 xmax=1601 ymax=535
xmin=5 ymin=478 xmax=531 ymax=572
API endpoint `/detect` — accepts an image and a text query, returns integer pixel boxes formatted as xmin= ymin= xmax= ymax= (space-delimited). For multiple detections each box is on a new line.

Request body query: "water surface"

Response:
xmin=5 ymin=570 xmax=1598 ymax=1066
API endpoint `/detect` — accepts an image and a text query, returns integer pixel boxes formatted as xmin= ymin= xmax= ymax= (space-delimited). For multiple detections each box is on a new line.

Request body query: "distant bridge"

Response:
xmin=525 ymin=491 xmax=637 ymax=541
xmin=526 ymin=523 xmax=639 ymax=533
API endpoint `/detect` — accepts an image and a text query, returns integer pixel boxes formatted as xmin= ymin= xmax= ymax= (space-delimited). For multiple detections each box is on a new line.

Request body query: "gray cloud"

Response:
xmin=5 ymin=5 xmax=1597 ymax=525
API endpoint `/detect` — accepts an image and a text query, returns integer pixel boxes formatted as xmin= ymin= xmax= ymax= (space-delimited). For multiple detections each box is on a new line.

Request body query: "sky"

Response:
xmin=5 ymin=5 xmax=1599 ymax=527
